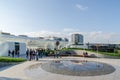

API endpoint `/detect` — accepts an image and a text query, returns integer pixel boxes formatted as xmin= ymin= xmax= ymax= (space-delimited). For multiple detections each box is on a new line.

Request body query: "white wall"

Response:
xmin=0 ymin=41 xmax=26 ymax=56
xmin=20 ymin=43 xmax=26 ymax=55
xmin=0 ymin=42 xmax=15 ymax=56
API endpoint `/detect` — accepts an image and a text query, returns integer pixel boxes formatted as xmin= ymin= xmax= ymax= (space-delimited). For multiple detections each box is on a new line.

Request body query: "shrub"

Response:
xmin=0 ymin=57 xmax=26 ymax=62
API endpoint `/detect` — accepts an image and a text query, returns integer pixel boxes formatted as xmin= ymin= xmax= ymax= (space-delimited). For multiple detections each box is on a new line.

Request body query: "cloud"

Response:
xmin=76 ymin=4 xmax=88 ymax=11
xmin=24 ymin=30 xmax=67 ymax=38
xmin=63 ymin=28 xmax=78 ymax=32
xmin=83 ymin=31 xmax=120 ymax=43
xmin=24 ymin=30 xmax=120 ymax=44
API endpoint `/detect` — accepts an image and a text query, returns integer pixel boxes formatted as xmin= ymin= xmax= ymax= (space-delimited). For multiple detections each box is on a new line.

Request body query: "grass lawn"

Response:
xmin=84 ymin=49 xmax=120 ymax=57
xmin=62 ymin=48 xmax=120 ymax=57
xmin=0 ymin=57 xmax=26 ymax=62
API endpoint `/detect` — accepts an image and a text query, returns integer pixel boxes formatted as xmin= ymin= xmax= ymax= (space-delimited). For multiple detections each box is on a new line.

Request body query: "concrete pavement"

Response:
xmin=0 ymin=57 xmax=120 ymax=80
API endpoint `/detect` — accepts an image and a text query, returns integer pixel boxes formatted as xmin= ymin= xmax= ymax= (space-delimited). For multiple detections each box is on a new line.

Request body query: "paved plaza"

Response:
xmin=0 ymin=57 xmax=120 ymax=80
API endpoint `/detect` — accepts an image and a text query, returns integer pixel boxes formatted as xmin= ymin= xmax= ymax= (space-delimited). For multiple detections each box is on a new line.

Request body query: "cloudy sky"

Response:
xmin=0 ymin=0 xmax=120 ymax=43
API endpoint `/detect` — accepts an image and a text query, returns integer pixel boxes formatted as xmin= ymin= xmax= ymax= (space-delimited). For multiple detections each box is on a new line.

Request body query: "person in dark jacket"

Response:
xmin=12 ymin=50 xmax=15 ymax=58
xmin=8 ymin=50 xmax=11 ymax=56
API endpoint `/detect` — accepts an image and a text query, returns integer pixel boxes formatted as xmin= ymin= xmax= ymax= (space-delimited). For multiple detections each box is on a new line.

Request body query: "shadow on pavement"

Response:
xmin=0 ymin=77 xmax=22 ymax=80
xmin=0 ymin=62 xmax=21 ymax=72
xmin=0 ymin=65 xmax=14 ymax=71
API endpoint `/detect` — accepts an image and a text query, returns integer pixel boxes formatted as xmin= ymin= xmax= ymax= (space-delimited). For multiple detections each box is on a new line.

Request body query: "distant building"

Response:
xmin=71 ymin=33 xmax=84 ymax=45
xmin=18 ymin=35 xmax=28 ymax=37
xmin=86 ymin=43 xmax=120 ymax=52
xmin=0 ymin=31 xmax=68 ymax=50
xmin=44 ymin=36 xmax=69 ymax=42
xmin=0 ymin=31 xmax=11 ymax=35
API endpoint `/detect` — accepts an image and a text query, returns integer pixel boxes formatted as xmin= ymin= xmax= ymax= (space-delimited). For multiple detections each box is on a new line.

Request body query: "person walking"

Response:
xmin=26 ymin=49 xmax=29 ymax=59
xmin=54 ymin=48 xmax=59 ymax=58
xmin=12 ymin=50 xmax=15 ymax=58
xmin=8 ymin=50 xmax=11 ymax=56
xmin=29 ymin=49 xmax=33 ymax=61
xmin=35 ymin=50 xmax=39 ymax=61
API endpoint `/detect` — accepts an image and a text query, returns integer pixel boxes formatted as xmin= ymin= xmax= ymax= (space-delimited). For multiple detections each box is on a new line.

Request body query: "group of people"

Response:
xmin=8 ymin=50 xmax=20 ymax=57
xmin=8 ymin=48 xmax=61 ymax=61
xmin=26 ymin=48 xmax=45 ymax=61
xmin=26 ymin=48 xmax=61 ymax=61
xmin=54 ymin=49 xmax=60 ymax=58
xmin=83 ymin=52 xmax=89 ymax=57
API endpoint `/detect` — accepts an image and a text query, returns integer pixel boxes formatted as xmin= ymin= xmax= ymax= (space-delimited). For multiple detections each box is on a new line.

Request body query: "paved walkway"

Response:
xmin=0 ymin=57 xmax=120 ymax=80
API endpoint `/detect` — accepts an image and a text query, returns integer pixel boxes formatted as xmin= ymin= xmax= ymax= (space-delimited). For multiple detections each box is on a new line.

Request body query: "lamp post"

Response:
xmin=96 ymin=44 xmax=101 ymax=67
xmin=96 ymin=44 xmax=100 ymax=56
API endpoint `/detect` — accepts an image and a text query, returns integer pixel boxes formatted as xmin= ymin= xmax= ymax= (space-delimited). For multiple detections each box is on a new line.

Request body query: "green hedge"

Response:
xmin=0 ymin=57 xmax=26 ymax=62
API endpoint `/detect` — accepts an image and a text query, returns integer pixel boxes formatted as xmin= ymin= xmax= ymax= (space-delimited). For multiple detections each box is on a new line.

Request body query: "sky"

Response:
xmin=0 ymin=0 xmax=120 ymax=43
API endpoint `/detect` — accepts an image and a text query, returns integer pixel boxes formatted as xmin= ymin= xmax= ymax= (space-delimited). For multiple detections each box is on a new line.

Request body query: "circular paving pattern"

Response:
xmin=41 ymin=60 xmax=115 ymax=76
xmin=26 ymin=60 xmax=115 ymax=77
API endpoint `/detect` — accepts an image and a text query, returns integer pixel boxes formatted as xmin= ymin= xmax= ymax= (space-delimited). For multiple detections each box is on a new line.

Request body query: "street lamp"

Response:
xmin=96 ymin=44 xmax=101 ymax=67
xmin=96 ymin=44 xmax=100 ymax=56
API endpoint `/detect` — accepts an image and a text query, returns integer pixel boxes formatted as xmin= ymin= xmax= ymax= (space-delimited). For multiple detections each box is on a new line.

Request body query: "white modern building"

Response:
xmin=70 ymin=33 xmax=84 ymax=45
xmin=0 ymin=31 xmax=69 ymax=50
xmin=0 ymin=41 xmax=26 ymax=56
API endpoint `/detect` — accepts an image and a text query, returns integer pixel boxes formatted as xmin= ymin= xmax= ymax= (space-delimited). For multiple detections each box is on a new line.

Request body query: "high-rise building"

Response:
xmin=71 ymin=33 xmax=84 ymax=45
